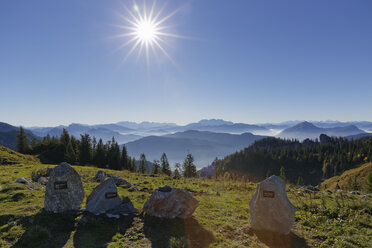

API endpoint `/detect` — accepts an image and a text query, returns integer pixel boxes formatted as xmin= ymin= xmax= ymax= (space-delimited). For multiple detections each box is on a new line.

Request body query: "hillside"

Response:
xmin=125 ymin=130 xmax=265 ymax=167
xmin=0 ymin=147 xmax=371 ymax=247
xmin=321 ymin=162 xmax=372 ymax=191
xmin=0 ymin=146 xmax=39 ymax=165
xmin=214 ymin=136 xmax=372 ymax=185
xmin=0 ymin=122 xmax=39 ymax=150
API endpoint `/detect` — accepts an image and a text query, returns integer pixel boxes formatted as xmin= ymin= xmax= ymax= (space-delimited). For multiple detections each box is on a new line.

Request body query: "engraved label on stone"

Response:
xmin=54 ymin=181 xmax=68 ymax=190
xmin=105 ymin=192 xmax=118 ymax=199
xmin=263 ymin=190 xmax=275 ymax=198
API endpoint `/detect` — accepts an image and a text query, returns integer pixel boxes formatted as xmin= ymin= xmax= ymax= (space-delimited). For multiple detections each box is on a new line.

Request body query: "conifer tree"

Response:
xmin=121 ymin=145 xmax=129 ymax=170
xmin=183 ymin=153 xmax=197 ymax=178
xmin=161 ymin=153 xmax=171 ymax=176
xmin=64 ymin=140 xmax=77 ymax=164
xmin=139 ymin=153 xmax=148 ymax=173
xmin=60 ymin=129 xmax=70 ymax=148
xmin=79 ymin=134 xmax=92 ymax=165
xmin=16 ymin=127 xmax=29 ymax=154
xmin=107 ymin=137 xmax=121 ymax=170
xmin=152 ymin=160 xmax=160 ymax=174
xmin=94 ymin=138 xmax=107 ymax=168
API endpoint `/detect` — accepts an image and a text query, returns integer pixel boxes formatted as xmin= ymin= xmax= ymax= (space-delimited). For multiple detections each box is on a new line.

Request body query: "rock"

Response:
xmin=144 ymin=185 xmax=199 ymax=219
xmin=16 ymin=177 xmax=32 ymax=184
xmin=111 ymin=176 xmax=131 ymax=188
xmin=44 ymin=162 xmax=85 ymax=213
xmin=37 ymin=177 xmax=48 ymax=185
xmin=86 ymin=178 xmax=137 ymax=216
xmin=86 ymin=178 xmax=122 ymax=214
xmin=94 ymin=170 xmax=107 ymax=182
xmin=249 ymin=175 xmax=296 ymax=235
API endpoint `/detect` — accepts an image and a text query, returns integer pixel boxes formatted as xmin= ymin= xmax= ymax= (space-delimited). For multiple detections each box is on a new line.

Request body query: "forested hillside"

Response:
xmin=215 ymin=135 xmax=372 ymax=185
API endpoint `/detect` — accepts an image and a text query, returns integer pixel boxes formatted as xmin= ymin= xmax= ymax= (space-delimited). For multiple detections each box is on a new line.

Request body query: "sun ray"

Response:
xmin=114 ymin=0 xmax=189 ymax=65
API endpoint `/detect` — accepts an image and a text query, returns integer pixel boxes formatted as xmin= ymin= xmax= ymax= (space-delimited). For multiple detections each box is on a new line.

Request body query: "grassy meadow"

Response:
xmin=0 ymin=147 xmax=371 ymax=248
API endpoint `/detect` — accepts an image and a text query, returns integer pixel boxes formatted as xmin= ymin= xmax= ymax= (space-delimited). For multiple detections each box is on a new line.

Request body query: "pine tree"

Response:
xmin=161 ymin=153 xmax=171 ymax=176
xmin=139 ymin=153 xmax=148 ymax=173
xmin=121 ymin=145 xmax=129 ymax=170
xmin=94 ymin=138 xmax=107 ymax=168
xmin=107 ymin=137 xmax=121 ymax=170
xmin=16 ymin=127 xmax=30 ymax=154
xmin=152 ymin=160 xmax=160 ymax=174
xmin=79 ymin=134 xmax=92 ymax=165
xmin=183 ymin=153 xmax=197 ymax=178
xmin=59 ymin=129 xmax=70 ymax=148
xmin=64 ymin=140 xmax=77 ymax=164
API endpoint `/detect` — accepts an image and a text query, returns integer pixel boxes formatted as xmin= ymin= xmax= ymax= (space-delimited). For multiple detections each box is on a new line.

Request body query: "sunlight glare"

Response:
xmin=114 ymin=1 xmax=185 ymax=64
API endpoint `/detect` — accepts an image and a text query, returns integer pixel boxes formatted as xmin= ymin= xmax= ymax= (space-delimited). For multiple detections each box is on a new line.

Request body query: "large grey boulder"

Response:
xmin=86 ymin=178 xmax=137 ymax=216
xmin=249 ymin=175 xmax=296 ymax=235
xmin=144 ymin=185 xmax=198 ymax=219
xmin=86 ymin=178 xmax=122 ymax=214
xmin=44 ymin=162 xmax=85 ymax=213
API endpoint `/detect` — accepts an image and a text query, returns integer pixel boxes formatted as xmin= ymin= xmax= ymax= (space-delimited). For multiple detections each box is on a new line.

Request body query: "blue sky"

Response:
xmin=1 ymin=0 xmax=371 ymax=127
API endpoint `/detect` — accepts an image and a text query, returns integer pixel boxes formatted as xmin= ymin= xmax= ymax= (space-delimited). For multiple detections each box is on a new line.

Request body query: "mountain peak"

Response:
xmin=197 ymin=119 xmax=233 ymax=126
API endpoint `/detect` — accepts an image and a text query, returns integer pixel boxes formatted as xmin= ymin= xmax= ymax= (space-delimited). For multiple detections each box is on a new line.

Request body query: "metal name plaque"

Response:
xmin=263 ymin=190 xmax=275 ymax=198
xmin=54 ymin=181 xmax=68 ymax=190
xmin=105 ymin=192 xmax=118 ymax=199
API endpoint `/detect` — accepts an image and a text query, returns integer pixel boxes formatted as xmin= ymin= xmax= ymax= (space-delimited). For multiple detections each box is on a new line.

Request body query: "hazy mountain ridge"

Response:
xmin=278 ymin=121 xmax=365 ymax=140
xmin=125 ymin=130 xmax=266 ymax=168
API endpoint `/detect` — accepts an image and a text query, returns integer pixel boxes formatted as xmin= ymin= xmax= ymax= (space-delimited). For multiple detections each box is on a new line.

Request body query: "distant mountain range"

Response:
xmin=125 ymin=130 xmax=266 ymax=168
xmin=1 ymin=119 xmax=372 ymax=167
xmin=277 ymin=121 xmax=365 ymax=140
xmin=29 ymin=123 xmax=141 ymax=144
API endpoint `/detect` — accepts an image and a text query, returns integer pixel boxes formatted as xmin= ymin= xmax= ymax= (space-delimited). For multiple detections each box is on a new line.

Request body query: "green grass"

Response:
xmin=321 ymin=162 xmax=372 ymax=192
xmin=0 ymin=147 xmax=371 ymax=247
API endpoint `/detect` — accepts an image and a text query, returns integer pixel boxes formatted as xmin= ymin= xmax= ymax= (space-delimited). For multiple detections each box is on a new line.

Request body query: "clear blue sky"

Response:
xmin=1 ymin=0 xmax=371 ymax=127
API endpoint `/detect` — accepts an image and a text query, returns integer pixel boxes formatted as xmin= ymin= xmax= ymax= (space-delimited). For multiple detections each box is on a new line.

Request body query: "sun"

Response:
xmin=136 ymin=20 xmax=157 ymax=42
xmin=113 ymin=1 xmax=185 ymax=64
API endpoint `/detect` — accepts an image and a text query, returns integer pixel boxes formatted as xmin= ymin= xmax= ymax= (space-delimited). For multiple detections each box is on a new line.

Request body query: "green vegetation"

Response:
xmin=0 ymin=146 xmax=371 ymax=247
xmin=321 ymin=163 xmax=372 ymax=192
xmin=215 ymin=136 xmax=372 ymax=185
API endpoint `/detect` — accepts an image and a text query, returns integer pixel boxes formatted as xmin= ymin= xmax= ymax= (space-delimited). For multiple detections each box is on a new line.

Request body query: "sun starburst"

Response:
xmin=114 ymin=0 xmax=184 ymax=65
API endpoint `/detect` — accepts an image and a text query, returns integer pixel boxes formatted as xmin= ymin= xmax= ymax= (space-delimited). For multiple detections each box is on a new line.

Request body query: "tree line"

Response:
xmin=214 ymin=135 xmax=372 ymax=185
xmin=16 ymin=127 xmax=198 ymax=177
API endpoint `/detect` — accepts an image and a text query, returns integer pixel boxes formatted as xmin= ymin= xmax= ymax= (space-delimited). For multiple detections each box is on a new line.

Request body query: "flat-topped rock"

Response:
xmin=249 ymin=175 xmax=296 ymax=235
xmin=144 ymin=185 xmax=198 ymax=219
xmin=44 ymin=162 xmax=85 ymax=213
